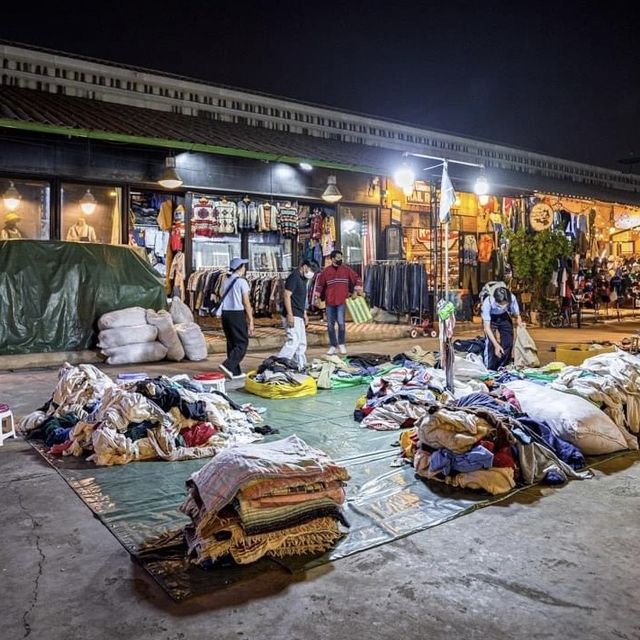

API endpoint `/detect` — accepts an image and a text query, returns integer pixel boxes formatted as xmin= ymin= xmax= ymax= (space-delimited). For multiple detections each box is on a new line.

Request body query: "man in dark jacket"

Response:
xmin=314 ymin=250 xmax=362 ymax=355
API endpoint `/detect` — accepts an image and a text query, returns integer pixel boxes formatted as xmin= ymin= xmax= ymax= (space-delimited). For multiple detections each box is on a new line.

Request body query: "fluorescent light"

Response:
xmin=299 ymin=162 xmax=313 ymax=171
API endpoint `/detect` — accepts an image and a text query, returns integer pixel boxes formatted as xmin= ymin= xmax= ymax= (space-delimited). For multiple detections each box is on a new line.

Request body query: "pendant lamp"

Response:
xmin=322 ymin=175 xmax=343 ymax=203
xmin=158 ymin=156 xmax=183 ymax=189
xmin=3 ymin=181 xmax=21 ymax=211
xmin=80 ymin=189 xmax=97 ymax=215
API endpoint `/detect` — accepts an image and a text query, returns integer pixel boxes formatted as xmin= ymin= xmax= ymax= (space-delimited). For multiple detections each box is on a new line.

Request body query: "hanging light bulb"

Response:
xmin=3 ymin=181 xmax=22 ymax=211
xmin=609 ymin=225 xmax=617 ymax=235
xmin=157 ymin=156 xmax=183 ymax=189
xmin=474 ymin=175 xmax=489 ymax=196
xmin=478 ymin=194 xmax=490 ymax=206
xmin=394 ymin=163 xmax=416 ymax=195
xmin=79 ymin=189 xmax=97 ymax=215
xmin=322 ymin=175 xmax=343 ymax=203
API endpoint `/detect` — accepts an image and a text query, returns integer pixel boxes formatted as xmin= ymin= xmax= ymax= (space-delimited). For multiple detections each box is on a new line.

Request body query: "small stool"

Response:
xmin=0 ymin=408 xmax=17 ymax=446
xmin=193 ymin=372 xmax=226 ymax=395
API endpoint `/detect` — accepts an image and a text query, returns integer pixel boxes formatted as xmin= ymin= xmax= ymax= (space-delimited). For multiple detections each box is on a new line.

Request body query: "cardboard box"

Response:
xmin=555 ymin=343 xmax=616 ymax=366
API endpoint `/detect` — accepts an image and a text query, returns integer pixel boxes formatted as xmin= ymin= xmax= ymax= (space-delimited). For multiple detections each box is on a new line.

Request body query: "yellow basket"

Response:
xmin=244 ymin=371 xmax=317 ymax=399
xmin=555 ymin=343 xmax=616 ymax=366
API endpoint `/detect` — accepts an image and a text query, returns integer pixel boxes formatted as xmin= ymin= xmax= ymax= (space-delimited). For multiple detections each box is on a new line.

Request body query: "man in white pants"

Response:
xmin=278 ymin=260 xmax=319 ymax=369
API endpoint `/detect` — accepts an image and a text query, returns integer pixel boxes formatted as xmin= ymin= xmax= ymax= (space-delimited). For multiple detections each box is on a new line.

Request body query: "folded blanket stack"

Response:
xmin=181 ymin=435 xmax=350 ymax=565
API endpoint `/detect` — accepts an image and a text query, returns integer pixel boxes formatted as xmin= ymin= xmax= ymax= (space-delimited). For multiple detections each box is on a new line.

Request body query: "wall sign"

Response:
xmin=529 ymin=202 xmax=553 ymax=231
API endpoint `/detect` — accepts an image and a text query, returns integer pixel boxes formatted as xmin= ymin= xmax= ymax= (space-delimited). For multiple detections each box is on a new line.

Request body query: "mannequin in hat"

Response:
xmin=1 ymin=212 xmax=23 ymax=240
xmin=217 ymin=257 xmax=255 ymax=380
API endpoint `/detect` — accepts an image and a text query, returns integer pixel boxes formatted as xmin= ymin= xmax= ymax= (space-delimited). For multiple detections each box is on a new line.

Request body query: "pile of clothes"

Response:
xmin=21 ymin=364 xmax=263 ymax=466
xmin=406 ymin=391 xmax=592 ymax=495
xmin=354 ymin=365 xmax=488 ymax=431
xmin=245 ymin=357 xmax=317 ymax=399
xmin=181 ymin=435 xmax=350 ymax=565
xmin=551 ymin=350 xmax=640 ymax=436
xmin=309 ymin=353 xmax=399 ymax=389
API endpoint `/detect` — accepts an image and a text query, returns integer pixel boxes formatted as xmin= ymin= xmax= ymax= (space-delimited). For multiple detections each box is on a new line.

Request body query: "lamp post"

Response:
xmin=394 ymin=152 xmax=487 ymax=298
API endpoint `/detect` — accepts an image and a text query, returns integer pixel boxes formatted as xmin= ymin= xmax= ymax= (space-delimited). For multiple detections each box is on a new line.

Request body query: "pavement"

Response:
xmin=2 ymin=322 xmax=640 ymax=640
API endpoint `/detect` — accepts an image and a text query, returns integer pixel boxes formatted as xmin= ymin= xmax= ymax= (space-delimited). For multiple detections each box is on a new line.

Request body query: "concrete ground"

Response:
xmin=2 ymin=322 xmax=640 ymax=640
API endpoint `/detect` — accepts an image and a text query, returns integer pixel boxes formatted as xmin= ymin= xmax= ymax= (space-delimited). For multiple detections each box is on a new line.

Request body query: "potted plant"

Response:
xmin=506 ymin=228 xmax=574 ymax=324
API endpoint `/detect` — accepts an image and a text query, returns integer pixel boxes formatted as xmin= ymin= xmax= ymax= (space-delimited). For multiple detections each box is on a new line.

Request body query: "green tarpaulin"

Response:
xmin=0 ymin=240 xmax=166 ymax=355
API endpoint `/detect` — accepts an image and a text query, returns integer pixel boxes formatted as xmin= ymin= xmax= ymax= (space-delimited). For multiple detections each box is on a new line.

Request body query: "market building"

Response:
xmin=2 ymin=39 xmax=640 ymax=351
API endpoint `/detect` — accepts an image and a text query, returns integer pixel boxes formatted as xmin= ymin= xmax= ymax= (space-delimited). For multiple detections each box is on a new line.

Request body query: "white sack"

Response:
xmin=98 ymin=307 xmax=147 ymax=330
xmin=103 ymin=341 xmax=168 ymax=365
xmin=454 ymin=353 xmax=489 ymax=381
xmin=97 ymin=324 xmax=158 ymax=349
xmin=176 ymin=322 xmax=208 ymax=361
xmin=505 ymin=380 xmax=628 ymax=455
xmin=146 ymin=309 xmax=185 ymax=361
xmin=513 ymin=326 xmax=540 ymax=368
xmin=170 ymin=298 xmax=194 ymax=324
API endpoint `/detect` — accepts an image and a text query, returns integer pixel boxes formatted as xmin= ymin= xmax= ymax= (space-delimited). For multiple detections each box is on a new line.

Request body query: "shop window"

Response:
xmin=339 ymin=206 xmax=377 ymax=276
xmin=248 ymin=232 xmax=291 ymax=272
xmin=0 ymin=178 xmax=50 ymax=240
xmin=61 ymin=184 xmax=122 ymax=244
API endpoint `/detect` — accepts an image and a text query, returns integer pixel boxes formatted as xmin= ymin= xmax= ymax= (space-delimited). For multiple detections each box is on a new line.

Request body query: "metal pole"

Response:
xmin=444 ymin=220 xmax=449 ymax=298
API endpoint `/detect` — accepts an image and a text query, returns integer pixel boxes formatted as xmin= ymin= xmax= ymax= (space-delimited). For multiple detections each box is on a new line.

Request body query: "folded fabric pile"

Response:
xmin=245 ymin=356 xmax=317 ymax=399
xmin=21 ymin=364 xmax=263 ymax=466
xmin=97 ymin=300 xmax=207 ymax=365
xmin=181 ymin=435 xmax=350 ymax=565
xmin=309 ymin=353 xmax=398 ymax=389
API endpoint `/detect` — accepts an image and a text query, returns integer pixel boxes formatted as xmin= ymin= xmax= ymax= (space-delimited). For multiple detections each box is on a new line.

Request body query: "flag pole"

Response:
xmin=444 ymin=219 xmax=449 ymax=299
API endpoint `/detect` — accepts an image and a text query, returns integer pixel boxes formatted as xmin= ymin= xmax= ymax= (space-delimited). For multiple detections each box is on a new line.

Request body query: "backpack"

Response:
xmin=479 ymin=281 xmax=510 ymax=304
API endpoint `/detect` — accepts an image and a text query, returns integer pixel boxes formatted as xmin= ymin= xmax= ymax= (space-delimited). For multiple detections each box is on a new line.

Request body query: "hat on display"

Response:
xmin=5 ymin=212 xmax=21 ymax=223
xmin=229 ymin=258 xmax=249 ymax=271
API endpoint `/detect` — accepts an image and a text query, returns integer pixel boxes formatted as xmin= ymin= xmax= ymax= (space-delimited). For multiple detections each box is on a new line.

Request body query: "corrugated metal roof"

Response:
xmin=1 ymin=86 xmax=640 ymax=205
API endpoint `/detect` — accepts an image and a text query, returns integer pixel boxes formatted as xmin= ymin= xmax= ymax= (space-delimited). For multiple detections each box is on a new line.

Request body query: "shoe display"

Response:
xmin=338 ymin=344 xmax=347 ymax=355
xmin=327 ymin=346 xmax=336 ymax=355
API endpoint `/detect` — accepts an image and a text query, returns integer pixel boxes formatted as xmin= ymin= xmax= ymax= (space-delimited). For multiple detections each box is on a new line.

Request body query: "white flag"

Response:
xmin=439 ymin=162 xmax=457 ymax=223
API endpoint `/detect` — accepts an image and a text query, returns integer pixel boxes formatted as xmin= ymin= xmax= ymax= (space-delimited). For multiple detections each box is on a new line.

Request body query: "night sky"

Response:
xmin=1 ymin=0 xmax=638 ymax=170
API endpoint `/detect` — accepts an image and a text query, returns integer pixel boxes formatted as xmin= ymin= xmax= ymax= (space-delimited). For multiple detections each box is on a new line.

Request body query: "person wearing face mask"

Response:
xmin=314 ymin=250 xmax=363 ymax=355
xmin=482 ymin=285 xmax=523 ymax=370
xmin=277 ymin=260 xmax=319 ymax=369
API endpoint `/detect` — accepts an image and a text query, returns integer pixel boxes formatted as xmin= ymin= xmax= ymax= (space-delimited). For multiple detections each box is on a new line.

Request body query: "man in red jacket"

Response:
xmin=314 ymin=250 xmax=363 ymax=355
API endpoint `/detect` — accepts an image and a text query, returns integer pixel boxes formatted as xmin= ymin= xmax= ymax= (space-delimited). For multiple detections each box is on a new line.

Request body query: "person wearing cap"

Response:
xmin=1 ymin=213 xmax=23 ymax=240
xmin=277 ymin=259 xmax=319 ymax=369
xmin=218 ymin=257 xmax=254 ymax=379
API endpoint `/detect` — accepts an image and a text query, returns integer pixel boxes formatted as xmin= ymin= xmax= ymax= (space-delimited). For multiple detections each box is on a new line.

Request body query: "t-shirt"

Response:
xmin=221 ymin=276 xmax=250 ymax=312
xmin=282 ymin=270 xmax=307 ymax=318
xmin=481 ymin=295 xmax=520 ymax=322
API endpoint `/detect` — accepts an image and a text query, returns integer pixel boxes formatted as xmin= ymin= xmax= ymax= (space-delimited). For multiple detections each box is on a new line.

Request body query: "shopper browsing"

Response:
xmin=278 ymin=259 xmax=319 ymax=369
xmin=314 ymin=250 xmax=362 ymax=355
xmin=481 ymin=284 xmax=523 ymax=370
xmin=218 ymin=258 xmax=254 ymax=380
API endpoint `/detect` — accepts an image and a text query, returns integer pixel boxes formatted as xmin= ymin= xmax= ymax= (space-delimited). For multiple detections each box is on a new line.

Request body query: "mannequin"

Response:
xmin=67 ymin=216 xmax=97 ymax=242
xmin=1 ymin=212 xmax=24 ymax=239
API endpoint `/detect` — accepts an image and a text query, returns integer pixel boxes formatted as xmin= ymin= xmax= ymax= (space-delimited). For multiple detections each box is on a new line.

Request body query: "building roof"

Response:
xmin=1 ymin=86 xmax=640 ymax=206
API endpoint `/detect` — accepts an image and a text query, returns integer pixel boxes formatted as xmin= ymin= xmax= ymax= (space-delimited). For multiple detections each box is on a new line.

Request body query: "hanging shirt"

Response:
xmin=478 ymin=234 xmax=494 ymax=263
xmin=258 ymin=203 xmax=279 ymax=232
xmin=193 ymin=199 xmax=215 ymax=237
xmin=213 ymin=200 xmax=237 ymax=234
xmin=237 ymin=200 xmax=259 ymax=231
xmin=277 ymin=205 xmax=299 ymax=238
xmin=462 ymin=235 xmax=479 ymax=266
